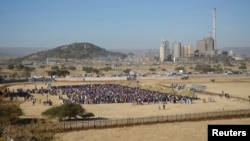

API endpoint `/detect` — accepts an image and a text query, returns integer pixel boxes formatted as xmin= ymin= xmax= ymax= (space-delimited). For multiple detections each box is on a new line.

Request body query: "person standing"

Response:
xmin=163 ymin=102 xmax=166 ymax=110
xmin=221 ymin=90 xmax=224 ymax=97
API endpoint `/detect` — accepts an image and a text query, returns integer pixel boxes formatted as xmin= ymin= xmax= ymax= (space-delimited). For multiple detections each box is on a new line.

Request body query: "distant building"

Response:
xmin=228 ymin=50 xmax=236 ymax=57
xmin=183 ymin=44 xmax=194 ymax=58
xmin=22 ymin=60 xmax=34 ymax=66
xmin=159 ymin=39 xmax=170 ymax=62
xmin=46 ymin=57 xmax=65 ymax=66
xmin=143 ymin=50 xmax=158 ymax=61
xmin=21 ymin=60 xmax=44 ymax=67
xmin=196 ymin=37 xmax=215 ymax=56
xmin=233 ymin=56 xmax=244 ymax=61
xmin=172 ymin=41 xmax=181 ymax=62
xmin=216 ymin=50 xmax=228 ymax=56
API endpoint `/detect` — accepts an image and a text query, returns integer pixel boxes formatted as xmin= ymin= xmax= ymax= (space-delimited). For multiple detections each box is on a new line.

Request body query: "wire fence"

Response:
xmin=4 ymin=108 xmax=250 ymax=136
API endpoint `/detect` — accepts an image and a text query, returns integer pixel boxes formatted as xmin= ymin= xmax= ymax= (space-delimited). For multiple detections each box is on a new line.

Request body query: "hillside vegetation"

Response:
xmin=7 ymin=42 xmax=127 ymax=63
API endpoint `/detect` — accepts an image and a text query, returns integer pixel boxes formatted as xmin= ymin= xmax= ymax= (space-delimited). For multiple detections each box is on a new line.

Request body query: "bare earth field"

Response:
xmin=3 ymin=74 xmax=250 ymax=141
xmin=53 ymin=118 xmax=250 ymax=141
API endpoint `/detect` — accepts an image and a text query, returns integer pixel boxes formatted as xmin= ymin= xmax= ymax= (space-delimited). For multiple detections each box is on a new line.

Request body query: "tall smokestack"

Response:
xmin=213 ymin=8 xmax=216 ymax=50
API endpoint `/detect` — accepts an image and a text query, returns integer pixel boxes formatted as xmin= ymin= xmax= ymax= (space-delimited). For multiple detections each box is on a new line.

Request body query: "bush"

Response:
xmin=42 ymin=103 xmax=94 ymax=121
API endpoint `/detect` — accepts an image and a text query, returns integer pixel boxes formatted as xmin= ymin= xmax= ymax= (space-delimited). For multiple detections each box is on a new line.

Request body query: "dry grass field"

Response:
xmin=2 ymin=74 xmax=250 ymax=141
xmin=53 ymin=118 xmax=250 ymax=141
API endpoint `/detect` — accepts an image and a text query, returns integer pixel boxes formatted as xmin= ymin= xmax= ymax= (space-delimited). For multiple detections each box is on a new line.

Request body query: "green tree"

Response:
xmin=239 ymin=63 xmax=247 ymax=71
xmin=0 ymin=104 xmax=23 ymax=136
xmin=0 ymin=104 xmax=23 ymax=124
xmin=194 ymin=64 xmax=214 ymax=73
xmin=175 ymin=66 xmax=186 ymax=72
xmin=51 ymin=66 xmax=59 ymax=70
xmin=123 ymin=68 xmax=131 ymax=74
xmin=213 ymin=64 xmax=223 ymax=73
xmin=42 ymin=103 xmax=94 ymax=121
xmin=47 ymin=69 xmax=70 ymax=77
xmin=23 ymin=67 xmax=35 ymax=78
xmin=68 ymin=66 xmax=76 ymax=70
xmin=82 ymin=67 xmax=100 ymax=74
xmin=149 ymin=68 xmax=156 ymax=72
xmin=82 ymin=67 xmax=93 ymax=73
xmin=15 ymin=64 xmax=25 ymax=70
xmin=239 ymin=65 xmax=247 ymax=70
xmin=100 ymin=67 xmax=112 ymax=72
xmin=24 ymin=66 xmax=34 ymax=72
xmin=92 ymin=68 xmax=100 ymax=75
xmin=7 ymin=64 xmax=14 ymax=70
xmin=57 ymin=69 xmax=70 ymax=77
xmin=47 ymin=70 xmax=56 ymax=77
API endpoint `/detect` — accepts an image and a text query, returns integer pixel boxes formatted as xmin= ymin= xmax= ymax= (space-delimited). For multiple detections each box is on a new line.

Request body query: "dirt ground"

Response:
xmin=3 ymin=74 xmax=250 ymax=141
xmin=53 ymin=118 xmax=250 ymax=141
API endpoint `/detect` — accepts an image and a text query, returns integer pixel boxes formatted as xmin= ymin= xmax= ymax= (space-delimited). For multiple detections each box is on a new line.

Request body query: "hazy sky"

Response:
xmin=1 ymin=0 xmax=250 ymax=50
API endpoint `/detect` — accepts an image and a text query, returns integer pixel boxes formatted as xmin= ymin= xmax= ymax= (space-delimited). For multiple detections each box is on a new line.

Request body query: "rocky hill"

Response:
xmin=7 ymin=42 xmax=127 ymax=63
xmin=222 ymin=47 xmax=250 ymax=56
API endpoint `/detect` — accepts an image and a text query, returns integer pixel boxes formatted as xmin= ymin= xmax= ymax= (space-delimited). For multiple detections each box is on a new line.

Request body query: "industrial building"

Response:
xmin=154 ymin=8 xmax=223 ymax=62
xmin=183 ymin=44 xmax=194 ymax=58
xmin=159 ymin=39 xmax=170 ymax=62
xmin=196 ymin=37 xmax=215 ymax=56
xmin=172 ymin=41 xmax=182 ymax=62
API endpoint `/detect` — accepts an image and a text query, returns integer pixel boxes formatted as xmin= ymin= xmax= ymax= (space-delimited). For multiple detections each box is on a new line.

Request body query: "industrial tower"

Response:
xmin=213 ymin=8 xmax=216 ymax=50
xmin=159 ymin=39 xmax=170 ymax=62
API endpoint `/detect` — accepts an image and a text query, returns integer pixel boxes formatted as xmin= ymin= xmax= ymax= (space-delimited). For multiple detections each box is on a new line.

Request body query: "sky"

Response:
xmin=1 ymin=0 xmax=250 ymax=50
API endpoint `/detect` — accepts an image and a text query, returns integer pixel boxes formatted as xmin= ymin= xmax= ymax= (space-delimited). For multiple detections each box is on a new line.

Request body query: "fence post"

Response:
xmin=51 ymin=123 xmax=52 ymax=132
xmin=15 ymin=125 xmax=17 ymax=136
xmin=87 ymin=121 xmax=89 ymax=129
xmin=43 ymin=124 xmax=46 ymax=132
xmin=57 ymin=123 xmax=59 ymax=131
xmin=64 ymin=122 xmax=65 ymax=131
xmin=70 ymin=121 xmax=72 ymax=130
xmin=82 ymin=121 xmax=84 ymax=129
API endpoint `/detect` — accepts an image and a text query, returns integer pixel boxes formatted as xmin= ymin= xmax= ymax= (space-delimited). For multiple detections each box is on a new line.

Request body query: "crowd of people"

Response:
xmin=40 ymin=84 xmax=195 ymax=105
xmin=2 ymin=83 xmax=195 ymax=106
